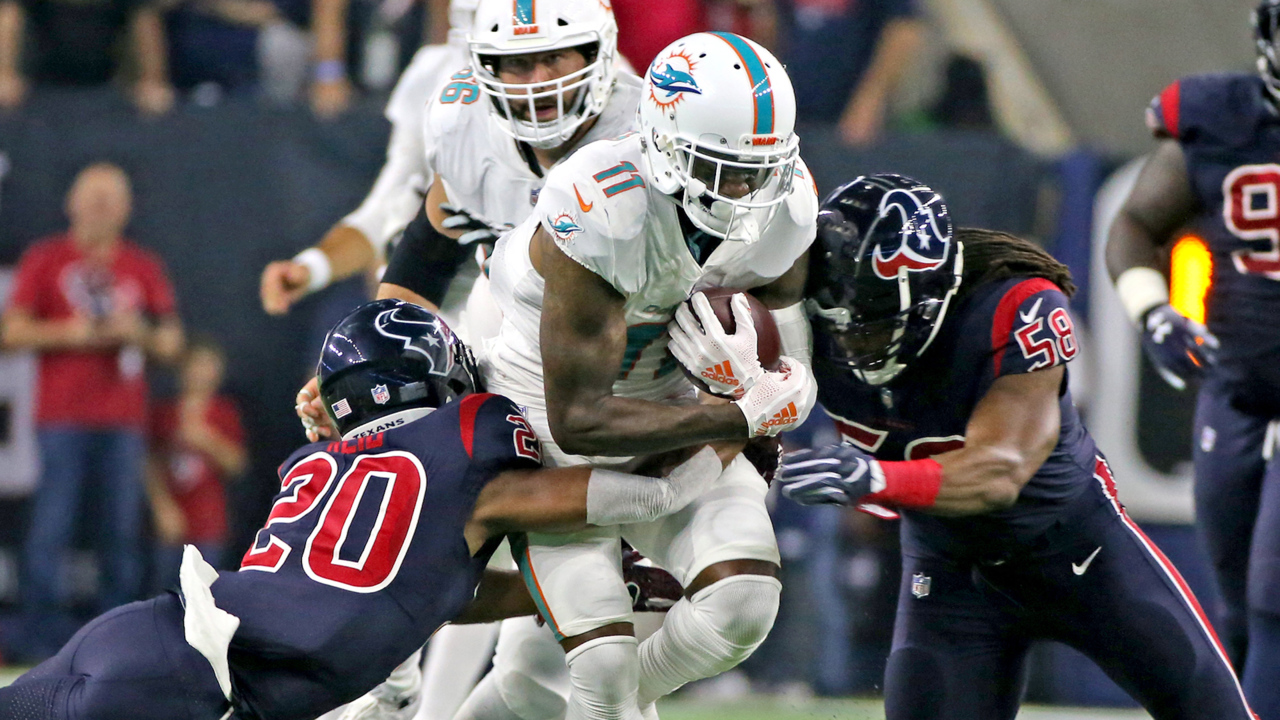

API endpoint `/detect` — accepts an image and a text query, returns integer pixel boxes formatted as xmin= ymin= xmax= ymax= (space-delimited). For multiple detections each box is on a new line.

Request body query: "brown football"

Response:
xmin=680 ymin=287 xmax=782 ymax=397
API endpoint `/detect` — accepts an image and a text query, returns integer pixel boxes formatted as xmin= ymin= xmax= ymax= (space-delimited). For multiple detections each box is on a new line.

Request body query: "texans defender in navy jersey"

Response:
xmin=779 ymin=175 xmax=1253 ymax=719
xmin=1106 ymin=2 xmax=1280 ymax=714
xmin=0 ymin=299 xmax=729 ymax=720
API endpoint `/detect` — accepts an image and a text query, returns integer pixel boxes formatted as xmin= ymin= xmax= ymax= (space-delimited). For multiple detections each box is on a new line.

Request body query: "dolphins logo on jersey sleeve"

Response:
xmin=550 ymin=212 xmax=584 ymax=241
xmin=870 ymin=188 xmax=952 ymax=280
xmin=648 ymin=49 xmax=700 ymax=109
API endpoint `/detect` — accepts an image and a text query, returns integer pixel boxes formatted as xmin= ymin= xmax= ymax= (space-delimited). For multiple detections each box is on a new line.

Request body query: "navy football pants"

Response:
xmin=884 ymin=461 xmax=1252 ymax=720
xmin=1192 ymin=374 xmax=1280 ymax=660
xmin=0 ymin=594 xmax=230 ymax=720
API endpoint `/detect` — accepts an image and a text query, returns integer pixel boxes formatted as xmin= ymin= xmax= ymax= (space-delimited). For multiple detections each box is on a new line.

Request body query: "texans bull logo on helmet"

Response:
xmin=870 ymin=188 xmax=952 ymax=280
xmin=374 ymin=307 xmax=453 ymax=374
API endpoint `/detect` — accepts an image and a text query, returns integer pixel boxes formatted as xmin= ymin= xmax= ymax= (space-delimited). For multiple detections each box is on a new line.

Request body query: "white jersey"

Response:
xmin=422 ymin=72 xmax=644 ymax=228
xmin=485 ymin=132 xmax=818 ymax=409
xmin=340 ymin=42 xmax=468 ymax=257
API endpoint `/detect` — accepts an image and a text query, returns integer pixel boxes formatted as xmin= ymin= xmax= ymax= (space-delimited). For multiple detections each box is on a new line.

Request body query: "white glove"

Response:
xmin=667 ymin=292 xmax=764 ymax=399
xmin=733 ymin=356 xmax=817 ymax=437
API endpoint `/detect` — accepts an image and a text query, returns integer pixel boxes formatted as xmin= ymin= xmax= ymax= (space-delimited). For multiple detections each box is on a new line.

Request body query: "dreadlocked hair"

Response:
xmin=956 ymin=227 xmax=1076 ymax=300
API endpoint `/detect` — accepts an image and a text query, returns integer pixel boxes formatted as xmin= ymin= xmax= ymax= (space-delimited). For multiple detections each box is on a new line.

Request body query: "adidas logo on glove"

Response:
xmin=757 ymin=402 xmax=798 ymax=435
xmin=701 ymin=362 xmax=740 ymax=389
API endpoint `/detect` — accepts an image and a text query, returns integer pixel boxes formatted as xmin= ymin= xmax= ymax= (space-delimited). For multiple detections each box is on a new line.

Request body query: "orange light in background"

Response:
xmin=1169 ymin=235 xmax=1212 ymax=325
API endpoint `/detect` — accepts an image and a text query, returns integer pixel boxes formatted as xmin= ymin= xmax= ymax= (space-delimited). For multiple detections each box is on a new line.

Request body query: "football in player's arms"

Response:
xmin=780 ymin=174 xmax=1254 ymax=719
xmin=0 ymin=300 xmax=729 ymax=720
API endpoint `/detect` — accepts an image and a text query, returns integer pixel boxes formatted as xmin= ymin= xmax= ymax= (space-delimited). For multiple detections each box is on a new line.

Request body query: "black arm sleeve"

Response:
xmin=382 ymin=204 xmax=473 ymax=306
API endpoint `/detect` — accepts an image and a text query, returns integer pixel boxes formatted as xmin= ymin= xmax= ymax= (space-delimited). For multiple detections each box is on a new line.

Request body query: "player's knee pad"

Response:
xmin=637 ymin=573 xmax=780 ymax=704
xmin=564 ymin=635 xmax=641 ymax=720
xmin=688 ymin=573 xmax=781 ymax=663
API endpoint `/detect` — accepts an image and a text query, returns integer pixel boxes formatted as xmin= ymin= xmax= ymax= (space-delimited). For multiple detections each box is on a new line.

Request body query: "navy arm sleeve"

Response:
xmin=382 ymin=203 xmax=472 ymax=306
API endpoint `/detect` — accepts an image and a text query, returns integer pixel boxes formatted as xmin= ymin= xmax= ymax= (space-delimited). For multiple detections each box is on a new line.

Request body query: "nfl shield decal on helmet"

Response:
xmin=871 ymin=188 xmax=952 ymax=280
xmin=371 ymin=384 xmax=391 ymax=405
xmin=550 ymin=212 xmax=584 ymax=241
xmin=647 ymin=48 xmax=700 ymax=109
xmin=911 ymin=572 xmax=931 ymax=599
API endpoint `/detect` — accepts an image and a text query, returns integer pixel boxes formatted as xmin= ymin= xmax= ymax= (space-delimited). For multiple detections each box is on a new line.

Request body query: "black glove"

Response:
xmin=439 ymin=203 xmax=513 ymax=245
xmin=1140 ymin=304 xmax=1219 ymax=391
xmin=623 ymin=549 xmax=683 ymax=611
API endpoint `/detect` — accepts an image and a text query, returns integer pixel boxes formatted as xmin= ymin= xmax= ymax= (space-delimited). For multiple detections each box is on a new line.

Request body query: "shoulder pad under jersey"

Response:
xmin=536 ymin=134 xmax=652 ymax=294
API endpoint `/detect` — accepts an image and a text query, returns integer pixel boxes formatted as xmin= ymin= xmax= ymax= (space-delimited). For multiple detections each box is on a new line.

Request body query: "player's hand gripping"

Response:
xmin=668 ymin=292 xmax=764 ymax=399
xmin=1140 ymin=304 xmax=1219 ymax=391
xmin=777 ymin=443 xmax=883 ymax=505
xmin=732 ymin=357 xmax=816 ymax=437
xmin=296 ymin=376 xmax=336 ymax=442
xmin=261 ymin=259 xmax=312 ymax=315
xmin=439 ymin=203 xmax=514 ymax=245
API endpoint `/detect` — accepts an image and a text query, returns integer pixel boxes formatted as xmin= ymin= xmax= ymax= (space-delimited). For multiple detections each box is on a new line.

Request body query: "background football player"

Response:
xmin=779 ymin=174 xmax=1253 ymax=719
xmin=0 ymin=299 xmax=730 ymax=720
xmin=259 ymin=0 xmax=478 ymax=317
xmin=375 ymin=0 xmax=641 ymax=346
xmin=470 ymin=32 xmax=818 ymax=720
xmin=1105 ymin=2 xmax=1280 ymax=716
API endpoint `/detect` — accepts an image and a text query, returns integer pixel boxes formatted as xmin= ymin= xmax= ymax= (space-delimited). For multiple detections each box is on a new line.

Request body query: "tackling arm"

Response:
xmin=463 ymin=443 xmax=738 ymax=553
xmin=925 ymin=366 xmax=1063 ymax=515
xmin=537 ymin=228 xmax=752 ymax=456
xmin=779 ymin=366 xmax=1063 ymax=516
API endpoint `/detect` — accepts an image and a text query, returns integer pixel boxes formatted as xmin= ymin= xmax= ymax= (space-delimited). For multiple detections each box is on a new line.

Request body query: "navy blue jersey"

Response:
xmin=815 ymin=277 xmax=1099 ymax=552
xmin=211 ymin=393 xmax=542 ymax=720
xmin=1148 ymin=73 xmax=1280 ymax=371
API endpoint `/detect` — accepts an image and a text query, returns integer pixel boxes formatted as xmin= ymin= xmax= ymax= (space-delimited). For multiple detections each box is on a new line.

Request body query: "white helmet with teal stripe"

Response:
xmin=639 ymin=32 xmax=799 ymax=243
xmin=468 ymin=0 xmax=618 ymax=149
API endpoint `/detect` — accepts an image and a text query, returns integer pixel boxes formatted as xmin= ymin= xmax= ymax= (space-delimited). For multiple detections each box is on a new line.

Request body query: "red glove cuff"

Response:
xmin=865 ymin=458 xmax=943 ymax=508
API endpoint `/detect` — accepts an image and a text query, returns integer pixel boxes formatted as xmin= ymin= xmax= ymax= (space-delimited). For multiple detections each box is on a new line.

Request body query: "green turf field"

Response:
xmin=0 ymin=667 xmax=1152 ymax=720
xmin=656 ymin=698 xmax=1150 ymax=720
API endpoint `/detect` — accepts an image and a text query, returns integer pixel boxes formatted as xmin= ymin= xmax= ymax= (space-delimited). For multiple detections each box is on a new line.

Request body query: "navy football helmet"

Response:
xmin=317 ymin=299 xmax=481 ymax=436
xmin=1257 ymin=0 xmax=1280 ymax=104
xmin=806 ymin=174 xmax=961 ymax=386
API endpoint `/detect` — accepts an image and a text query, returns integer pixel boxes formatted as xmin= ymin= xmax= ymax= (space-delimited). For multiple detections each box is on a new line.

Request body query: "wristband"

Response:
xmin=314 ymin=59 xmax=347 ymax=84
xmin=293 ymin=248 xmax=333 ymax=292
xmin=864 ymin=458 xmax=943 ymax=508
xmin=770 ymin=302 xmax=812 ymax=370
xmin=1115 ymin=266 xmax=1169 ymax=325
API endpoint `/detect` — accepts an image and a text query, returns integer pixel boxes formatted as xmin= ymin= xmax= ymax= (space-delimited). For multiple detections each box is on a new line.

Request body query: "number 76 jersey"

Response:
xmin=1147 ymin=72 xmax=1280 ymax=363
xmin=208 ymin=393 xmax=541 ymax=720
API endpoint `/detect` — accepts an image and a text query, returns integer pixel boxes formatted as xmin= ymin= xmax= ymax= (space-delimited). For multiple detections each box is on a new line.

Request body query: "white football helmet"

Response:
xmin=468 ymin=0 xmax=618 ymax=149
xmin=639 ymin=32 xmax=799 ymax=243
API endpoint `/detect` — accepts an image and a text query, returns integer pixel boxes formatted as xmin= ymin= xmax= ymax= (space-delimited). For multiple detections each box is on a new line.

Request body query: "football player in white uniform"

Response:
xmin=478 ymin=32 xmax=820 ymax=720
xmin=259 ymin=0 xmax=479 ymax=319
xmin=376 ymin=0 xmax=640 ymax=348
xmin=296 ymin=2 xmax=646 ymax=719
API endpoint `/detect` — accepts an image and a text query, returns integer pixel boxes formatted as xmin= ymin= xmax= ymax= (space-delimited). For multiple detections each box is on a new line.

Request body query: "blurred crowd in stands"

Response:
xmin=0 ymin=0 xmax=992 ymax=139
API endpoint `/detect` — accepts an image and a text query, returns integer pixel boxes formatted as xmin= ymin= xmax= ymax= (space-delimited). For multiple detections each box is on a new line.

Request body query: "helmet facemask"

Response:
xmin=472 ymin=40 xmax=612 ymax=149
xmin=664 ymin=136 xmax=799 ymax=243
xmin=806 ymin=176 xmax=962 ymax=386
xmin=1256 ymin=0 xmax=1280 ymax=105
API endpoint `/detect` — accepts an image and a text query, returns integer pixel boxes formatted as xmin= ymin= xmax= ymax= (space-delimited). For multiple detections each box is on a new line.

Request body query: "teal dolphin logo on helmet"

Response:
xmin=651 ymin=63 xmax=701 ymax=98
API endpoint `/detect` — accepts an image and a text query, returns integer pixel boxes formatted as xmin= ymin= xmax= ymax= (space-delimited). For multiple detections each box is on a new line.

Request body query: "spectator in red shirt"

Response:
xmin=1 ymin=162 xmax=183 ymax=658
xmin=146 ymin=335 xmax=245 ymax=590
